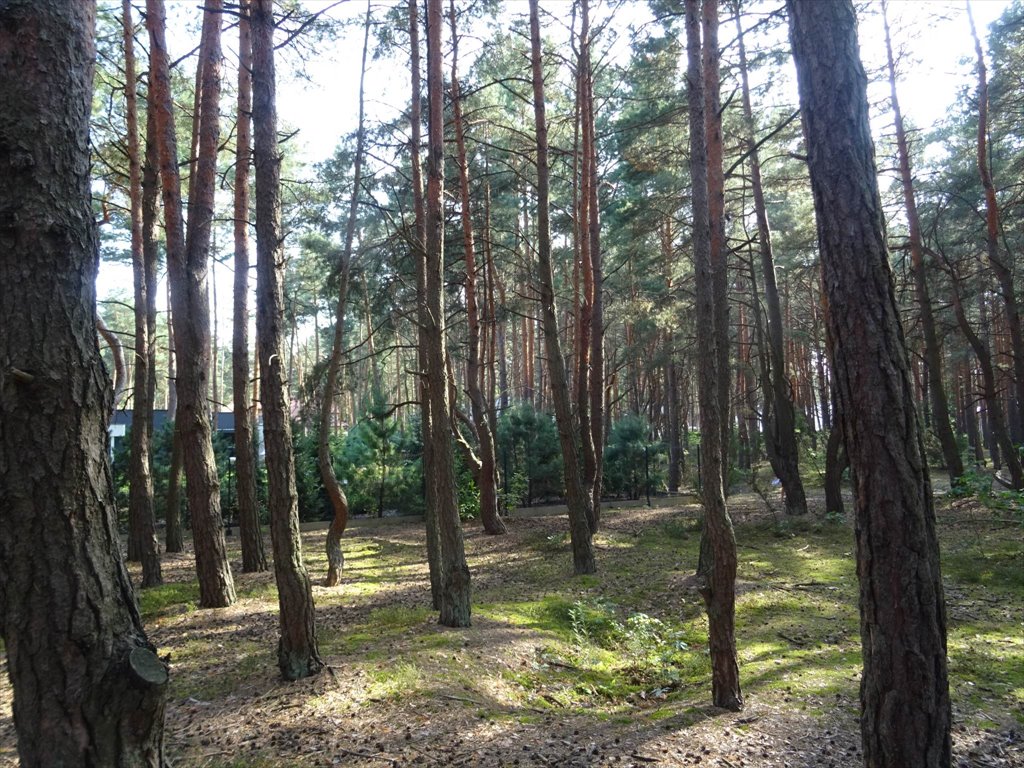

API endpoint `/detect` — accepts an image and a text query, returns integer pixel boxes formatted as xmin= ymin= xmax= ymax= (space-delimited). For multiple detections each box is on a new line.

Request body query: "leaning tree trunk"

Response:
xmin=449 ymin=0 xmax=506 ymax=536
xmin=233 ymin=0 xmax=268 ymax=574
xmin=425 ymin=0 xmax=473 ymax=626
xmin=252 ymin=0 xmax=324 ymax=680
xmin=124 ymin=0 xmax=162 ymax=586
xmin=686 ymin=0 xmax=742 ymax=712
xmin=787 ymin=2 xmax=952 ymax=765
xmin=883 ymin=0 xmax=963 ymax=485
xmin=529 ymin=0 xmax=597 ymax=575
xmin=147 ymin=0 xmax=236 ymax=607
xmin=319 ymin=0 xmax=370 ymax=587
xmin=0 ymin=3 xmax=168 ymax=763
xmin=734 ymin=5 xmax=807 ymax=514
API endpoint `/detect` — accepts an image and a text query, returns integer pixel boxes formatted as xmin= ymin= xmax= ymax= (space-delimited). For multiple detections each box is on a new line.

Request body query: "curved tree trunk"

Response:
xmin=233 ymin=0 xmax=268 ymax=574
xmin=319 ymin=0 xmax=370 ymax=588
xmin=686 ymin=0 xmax=742 ymax=712
xmin=787 ymin=2 xmax=951 ymax=764
xmin=426 ymin=0 xmax=473 ymax=625
xmin=252 ymin=0 xmax=323 ymax=680
xmin=529 ymin=0 xmax=597 ymax=575
xmin=0 ymin=3 xmax=168 ymax=762
xmin=124 ymin=0 xmax=162 ymax=586
xmin=147 ymin=0 xmax=236 ymax=607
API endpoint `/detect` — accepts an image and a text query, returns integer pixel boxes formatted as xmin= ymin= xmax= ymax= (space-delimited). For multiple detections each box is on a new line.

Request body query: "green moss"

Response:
xmin=139 ymin=581 xmax=199 ymax=620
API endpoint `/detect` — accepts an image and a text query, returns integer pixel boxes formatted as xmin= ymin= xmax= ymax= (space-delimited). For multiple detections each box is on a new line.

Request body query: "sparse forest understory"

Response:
xmin=0 ymin=492 xmax=1019 ymax=767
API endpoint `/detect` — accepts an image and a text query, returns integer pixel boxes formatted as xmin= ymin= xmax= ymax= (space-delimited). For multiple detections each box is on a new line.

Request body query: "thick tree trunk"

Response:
xmin=125 ymin=0 xmax=162 ymax=586
xmin=0 ymin=3 xmax=168 ymax=762
xmin=320 ymin=0 xmax=371 ymax=587
xmin=425 ymin=0 xmax=473 ymax=625
xmin=734 ymin=7 xmax=807 ymax=515
xmin=787 ymin=3 xmax=951 ymax=765
xmin=529 ymin=0 xmax=597 ymax=575
xmin=251 ymin=0 xmax=324 ymax=680
xmin=147 ymin=0 xmax=236 ymax=607
xmin=686 ymin=0 xmax=742 ymax=712
xmin=409 ymin=0 xmax=443 ymax=610
xmin=233 ymin=0 xmax=268 ymax=574
xmin=449 ymin=0 xmax=506 ymax=537
xmin=883 ymin=0 xmax=963 ymax=485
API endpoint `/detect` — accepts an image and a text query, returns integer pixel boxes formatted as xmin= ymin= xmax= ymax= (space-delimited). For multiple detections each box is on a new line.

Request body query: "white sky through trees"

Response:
xmin=95 ymin=0 xmax=1013 ymax=380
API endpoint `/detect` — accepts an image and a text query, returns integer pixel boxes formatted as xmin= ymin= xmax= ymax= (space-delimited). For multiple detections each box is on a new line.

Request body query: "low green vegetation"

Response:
xmin=144 ymin=493 xmax=1021 ymax=768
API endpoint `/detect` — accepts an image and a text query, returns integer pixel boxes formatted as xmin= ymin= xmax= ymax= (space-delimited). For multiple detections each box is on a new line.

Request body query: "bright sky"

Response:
xmin=96 ymin=0 xmax=1015 ymax=329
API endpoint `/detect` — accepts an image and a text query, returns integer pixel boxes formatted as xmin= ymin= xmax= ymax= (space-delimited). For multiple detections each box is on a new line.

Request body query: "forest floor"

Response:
xmin=0 ymin=490 xmax=1021 ymax=767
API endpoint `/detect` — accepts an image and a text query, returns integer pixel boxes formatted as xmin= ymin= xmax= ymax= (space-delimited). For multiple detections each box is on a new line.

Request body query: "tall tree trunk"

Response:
xmin=449 ymin=0 xmax=506 ymax=536
xmin=425 ymin=0 xmax=473 ymax=625
xmin=408 ymin=0 xmax=443 ymax=610
xmin=733 ymin=5 xmax=807 ymax=514
xmin=124 ymin=0 xmax=163 ymax=586
xmin=233 ymin=0 xmax=268 ymax=574
xmin=686 ymin=0 xmax=742 ymax=712
xmin=575 ymin=0 xmax=597 ymax=530
xmin=529 ymin=0 xmax=597 ymax=575
xmin=146 ymin=0 xmax=236 ymax=607
xmin=787 ymin=3 xmax=951 ymax=764
xmin=0 ymin=3 xmax=168 ymax=762
xmin=583 ymin=0 xmax=605 ymax=525
xmin=968 ymin=3 xmax=1024 ymax=444
xmin=883 ymin=0 xmax=963 ymax=485
xmin=320 ymin=0 xmax=371 ymax=587
xmin=251 ymin=0 xmax=324 ymax=679
xmin=703 ymin=0 xmax=730 ymax=491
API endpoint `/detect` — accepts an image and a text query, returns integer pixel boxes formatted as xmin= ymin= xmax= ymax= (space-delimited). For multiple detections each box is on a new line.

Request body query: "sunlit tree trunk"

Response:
xmin=408 ymin=0 xmax=443 ymax=609
xmin=233 ymin=0 xmax=268 ymax=574
xmin=788 ymin=2 xmax=951 ymax=764
xmin=703 ymin=0 xmax=730 ymax=491
xmin=147 ymin=0 xmax=235 ymax=607
xmin=529 ymin=0 xmax=597 ymax=575
xmin=252 ymin=0 xmax=323 ymax=679
xmin=425 ymin=0 xmax=472 ymax=625
xmin=124 ymin=0 xmax=162 ymax=586
xmin=0 ymin=3 xmax=168 ymax=761
xmin=320 ymin=0 xmax=371 ymax=586
xmin=449 ymin=0 xmax=506 ymax=536
xmin=686 ymin=0 xmax=742 ymax=712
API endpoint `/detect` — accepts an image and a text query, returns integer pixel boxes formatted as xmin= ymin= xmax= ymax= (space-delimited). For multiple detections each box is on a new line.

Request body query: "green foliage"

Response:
xmin=603 ymin=415 xmax=665 ymax=500
xmin=951 ymin=466 xmax=1024 ymax=525
xmin=293 ymin=391 xmax=425 ymax=521
xmin=496 ymin=404 xmax=562 ymax=505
